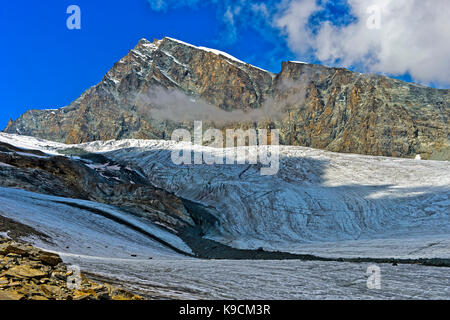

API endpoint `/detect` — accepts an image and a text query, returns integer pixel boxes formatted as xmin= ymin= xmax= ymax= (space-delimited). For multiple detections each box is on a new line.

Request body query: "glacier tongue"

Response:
xmin=98 ymin=143 xmax=449 ymax=258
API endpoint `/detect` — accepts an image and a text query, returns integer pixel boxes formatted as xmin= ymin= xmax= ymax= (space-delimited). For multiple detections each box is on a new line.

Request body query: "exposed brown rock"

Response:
xmin=37 ymin=252 xmax=62 ymax=267
xmin=0 ymin=237 xmax=142 ymax=300
xmin=0 ymin=244 xmax=29 ymax=256
xmin=4 ymin=265 xmax=48 ymax=279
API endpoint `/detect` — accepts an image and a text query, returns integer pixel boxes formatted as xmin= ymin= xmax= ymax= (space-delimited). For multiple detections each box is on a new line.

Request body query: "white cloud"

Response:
xmin=222 ymin=5 xmax=243 ymax=43
xmin=275 ymin=0 xmax=319 ymax=54
xmin=275 ymin=0 xmax=450 ymax=86
xmin=147 ymin=0 xmax=450 ymax=87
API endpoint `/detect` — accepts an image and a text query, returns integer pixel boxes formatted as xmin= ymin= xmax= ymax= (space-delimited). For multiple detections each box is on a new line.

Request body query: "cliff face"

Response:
xmin=4 ymin=37 xmax=449 ymax=159
xmin=274 ymin=62 xmax=450 ymax=159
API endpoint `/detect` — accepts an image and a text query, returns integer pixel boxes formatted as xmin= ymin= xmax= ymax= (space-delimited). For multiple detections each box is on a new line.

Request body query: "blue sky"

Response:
xmin=1 ymin=0 xmax=448 ymax=130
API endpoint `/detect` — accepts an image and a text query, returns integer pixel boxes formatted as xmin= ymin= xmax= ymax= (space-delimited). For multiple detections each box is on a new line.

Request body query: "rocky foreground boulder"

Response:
xmin=4 ymin=37 xmax=449 ymax=160
xmin=0 ymin=237 xmax=142 ymax=300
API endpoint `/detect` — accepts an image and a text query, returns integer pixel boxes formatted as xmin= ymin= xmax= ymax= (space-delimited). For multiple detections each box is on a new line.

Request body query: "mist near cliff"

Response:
xmin=133 ymin=77 xmax=309 ymax=124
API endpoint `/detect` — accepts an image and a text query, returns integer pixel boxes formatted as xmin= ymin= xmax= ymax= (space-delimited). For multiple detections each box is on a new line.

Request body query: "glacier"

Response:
xmin=1 ymin=132 xmax=449 ymax=259
xmin=83 ymin=140 xmax=450 ymax=259
xmin=0 ymin=132 xmax=449 ymax=299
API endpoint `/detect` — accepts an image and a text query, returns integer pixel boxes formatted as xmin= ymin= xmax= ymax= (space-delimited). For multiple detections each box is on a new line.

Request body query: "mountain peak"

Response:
xmin=4 ymin=37 xmax=449 ymax=160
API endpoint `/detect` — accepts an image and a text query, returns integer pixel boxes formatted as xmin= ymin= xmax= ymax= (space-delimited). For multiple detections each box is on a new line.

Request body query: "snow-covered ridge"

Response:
xmin=289 ymin=61 xmax=308 ymax=64
xmin=163 ymin=37 xmax=245 ymax=64
xmin=163 ymin=37 xmax=271 ymax=73
xmin=0 ymin=132 xmax=68 ymax=154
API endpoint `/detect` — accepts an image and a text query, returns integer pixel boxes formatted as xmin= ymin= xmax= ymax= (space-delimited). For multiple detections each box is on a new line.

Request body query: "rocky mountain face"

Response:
xmin=4 ymin=37 xmax=449 ymax=160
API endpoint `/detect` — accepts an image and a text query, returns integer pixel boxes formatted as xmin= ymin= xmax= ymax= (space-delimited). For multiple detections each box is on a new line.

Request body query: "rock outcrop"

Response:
xmin=0 ymin=237 xmax=142 ymax=300
xmin=4 ymin=37 xmax=449 ymax=160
